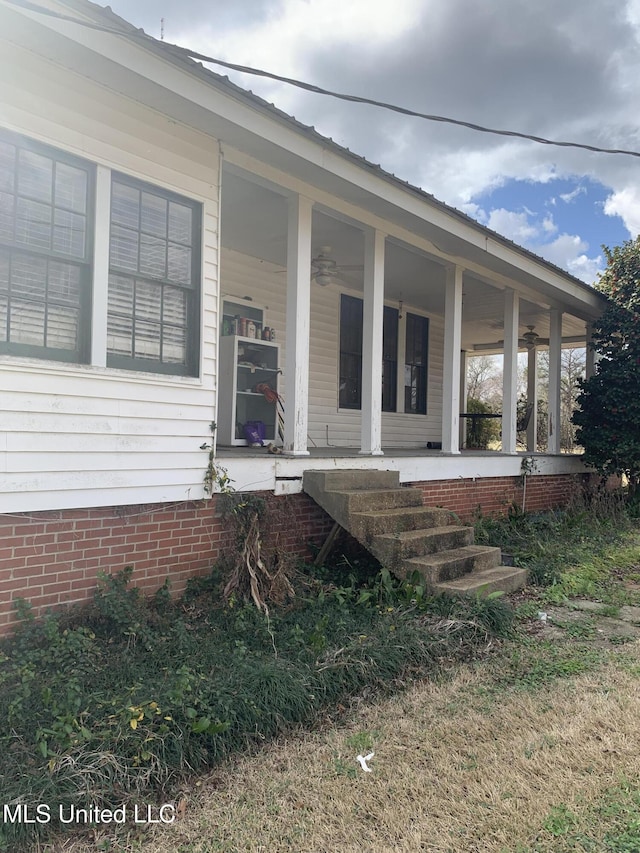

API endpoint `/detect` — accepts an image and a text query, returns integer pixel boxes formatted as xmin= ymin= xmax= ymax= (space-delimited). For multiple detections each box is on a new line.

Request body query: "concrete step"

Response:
xmin=402 ymin=545 xmax=502 ymax=585
xmin=318 ymin=488 xmax=424 ymax=531
xmin=304 ymin=469 xmax=400 ymax=495
xmin=349 ymin=505 xmax=453 ymax=544
xmin=372 ymin=525 xmax=474 ymax=570
xmin=434 ymin=565 xmax=528 ymax=597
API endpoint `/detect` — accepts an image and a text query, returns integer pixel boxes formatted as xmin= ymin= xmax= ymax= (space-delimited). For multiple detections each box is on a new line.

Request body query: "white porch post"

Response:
xmin=585 ymin=320 xmax=600 ymax=379
xmin=459 ymin=350 xmax=468 ymax=449
xmin=360 ymin=228 xmax=385 ymax=455
xmin=502 ymin=288 xmax=519 ymax=454
xmin=283 ymin=194 xmax=313 ymax=456
xmin=548 ymin=308 xmax=563 ymax=454
xmin=526 ymin=344 xmax=538 ymax=452
xmin=442 ymin=265 xmax=463 ymax=454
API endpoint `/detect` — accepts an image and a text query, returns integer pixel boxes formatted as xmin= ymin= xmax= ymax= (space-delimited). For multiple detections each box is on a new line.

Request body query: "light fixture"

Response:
xmin=315 ymin=271 xmax=333 ymax=287
xmin=522 ymin=325 xmax=539 ymax=349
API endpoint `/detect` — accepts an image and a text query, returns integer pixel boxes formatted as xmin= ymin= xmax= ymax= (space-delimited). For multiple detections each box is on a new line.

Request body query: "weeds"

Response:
xmin=0 ymin=564 xmax=501 ymax=851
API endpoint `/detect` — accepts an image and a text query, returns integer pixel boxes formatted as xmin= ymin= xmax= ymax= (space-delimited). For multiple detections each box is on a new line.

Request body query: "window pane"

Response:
xmin=15 ymin=197 xmax=51 ymax=250
xmin=134 ymin=320 xmax=161 ymax=360
xmin=141 ymin=191 xmax=167 ymax=237
xmin=167 ymin=242 xmax=191 ymax=284
xmin=111 ymin=182 xmax=139 ymax=229
xmin=136 ymin=280 xmax=161 ymax=322
xmin=0 ymin=142 xmax=15 ymax=194
xmin=0 ymin=250 xmax=8 ymax=291
xmin=12 ymin=254 xmax=47 ymax=300
xmin=18 ymin=150 xmax=52 ymax=203
xmin=53 ymin=208 xmax=86 ymax=257
xmin=139 ymin=233 xmax=166 ymax=279
xmin=55 ymin=162 xmax=87 ymax=214
xmin=0 ymin=192 xmax=13 ymax=242
xmin=168 ymin=202 xmax=192 ymax=244
xmin=0 ymin=295 xmax=6 ymax=341
xmin=10 ymin=299 xmax=45 ymax=345
xmin=162 ymin=323 xmax=186 ymax=364
xmin=110 ymin=224 xmax=139 ymax=272
xmin=47 ymin=305 xmax=78 ymax=349
xmin=107 ymin=312 xmax=133 ymax=356
xmin=108 ymin=274 xmax=134 ymax=315
xmin=48 ymin=261 xmax=80 ymax=302
xmin=163 ymin=286 xmax=186 ymax=325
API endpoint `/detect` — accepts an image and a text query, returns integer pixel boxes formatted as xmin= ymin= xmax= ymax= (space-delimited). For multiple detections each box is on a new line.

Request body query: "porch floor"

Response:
xmin=216 ymin=445 xmax=541 ymax=459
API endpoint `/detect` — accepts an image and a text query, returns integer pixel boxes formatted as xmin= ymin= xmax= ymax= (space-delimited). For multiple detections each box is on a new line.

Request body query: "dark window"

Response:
xmin=404 ymin=312 xmax=429 ymax=414
xmin=339 ymin=293 xmax=363 ymax=409
xmin=107 ymin=175 xmax=201 ymax=375
xmin=382 ymin=305 xmax=398 ymax=411
xmin=0 ymin=133 xmax=93 ymax=362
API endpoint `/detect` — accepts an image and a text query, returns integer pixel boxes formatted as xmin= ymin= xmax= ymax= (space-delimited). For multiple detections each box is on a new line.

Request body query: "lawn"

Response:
xmin=3 ymin=498 xmax=640 ymax=852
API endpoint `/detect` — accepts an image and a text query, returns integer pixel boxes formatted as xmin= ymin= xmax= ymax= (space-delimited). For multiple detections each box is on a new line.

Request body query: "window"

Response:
xmin=382 ymin=305 xmax=398 ymax=412
xmin=339 ymin=293 xmax=363 ymax=409
xmin=0 ymin=132 xmax=93 ymax=362
xmin=404 ymin=312 xmax=429 ymax=414
xmin=339 ymin=296 xmax=428 ymax=414
xmin=107 ymin=175 xmax=201 ymax=375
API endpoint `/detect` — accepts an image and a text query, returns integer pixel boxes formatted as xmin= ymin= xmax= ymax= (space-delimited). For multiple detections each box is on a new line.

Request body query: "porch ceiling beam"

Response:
xmin=442 ymin=265 xmax=463 ymax=454
xmin=502 ymin=289 xmax=519 ymax=454
xmin=283 ymin=194 xmax=313 ymax=456
xmin=360 ymin=229 xmax=385 ymax=456
xmin=222 ymin=151 xmax=603 ymax=320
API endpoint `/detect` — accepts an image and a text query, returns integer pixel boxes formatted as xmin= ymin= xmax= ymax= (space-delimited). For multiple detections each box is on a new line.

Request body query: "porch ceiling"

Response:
xmin=221 ymin=169 xmax=589 ymax=349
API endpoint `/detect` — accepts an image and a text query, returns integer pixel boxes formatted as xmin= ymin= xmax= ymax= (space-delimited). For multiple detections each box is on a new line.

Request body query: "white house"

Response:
xmin=0 ymin=0 xmax=607 ymax=629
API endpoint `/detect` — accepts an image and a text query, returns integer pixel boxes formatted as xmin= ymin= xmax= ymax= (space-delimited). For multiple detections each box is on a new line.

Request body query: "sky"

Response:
xmin=106 ymin=0 xmax=640 ymax=285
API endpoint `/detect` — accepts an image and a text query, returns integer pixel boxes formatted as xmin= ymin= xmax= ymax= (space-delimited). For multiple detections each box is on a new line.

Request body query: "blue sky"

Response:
xmin=466 ymin=176 xmax=629 ymax=283
xmin=111 ymin=0 xmax=640 ymax=285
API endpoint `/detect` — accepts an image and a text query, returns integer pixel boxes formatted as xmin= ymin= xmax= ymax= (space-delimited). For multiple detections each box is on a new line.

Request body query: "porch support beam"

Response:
xmin=526 ymin=345 xmax=538 ymax=452
xmin=283 ymin=194 xmax=313 ymax=456
xmin=585 ymin=320 xmax=600 ymax=379
xmin=502 ymin=288 xmax=519 ymax=454
xmin=360 ymin=228 xmax=385 ymax=455
xmin=548 ymin=308 xmax=563 ymax=454
xmin=442 ymin=265 xmax=463 ymax=454
xmin=459 ymin=350 xmax=468 ymax=449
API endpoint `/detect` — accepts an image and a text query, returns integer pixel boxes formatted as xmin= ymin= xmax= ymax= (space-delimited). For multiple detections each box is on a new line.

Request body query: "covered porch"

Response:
xmin=216 ymin=159 xmax=603 ymax=471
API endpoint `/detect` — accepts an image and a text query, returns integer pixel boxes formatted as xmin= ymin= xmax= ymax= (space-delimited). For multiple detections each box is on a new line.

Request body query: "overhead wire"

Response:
xmin=3 ymin=0 xmax=640 ymax=160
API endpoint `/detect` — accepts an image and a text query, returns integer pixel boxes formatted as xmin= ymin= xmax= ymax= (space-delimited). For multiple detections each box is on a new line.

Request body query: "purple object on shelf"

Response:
xmin=243 ymin=421 xmax=266 ymax=446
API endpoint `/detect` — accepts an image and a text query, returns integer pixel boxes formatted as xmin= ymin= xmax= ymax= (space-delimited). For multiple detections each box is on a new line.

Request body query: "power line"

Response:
xmin=4 ymin=0 xmax=640 ymax=160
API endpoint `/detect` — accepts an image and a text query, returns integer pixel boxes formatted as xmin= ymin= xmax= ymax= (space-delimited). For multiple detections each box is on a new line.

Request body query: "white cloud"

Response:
xmin=604 ymin=187 xmax=640 ymax=236
xmin=537 ymin=234 xmax=603 ymax=283
xmin=559 ymin=186 xmax=586 ymax=203
xmin=486 ymin=208 xmax=540 ymax=242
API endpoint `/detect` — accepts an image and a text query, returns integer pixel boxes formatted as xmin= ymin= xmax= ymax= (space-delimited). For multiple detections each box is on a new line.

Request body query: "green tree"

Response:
xmin=573 ymin=236 xmax=640 ymax=495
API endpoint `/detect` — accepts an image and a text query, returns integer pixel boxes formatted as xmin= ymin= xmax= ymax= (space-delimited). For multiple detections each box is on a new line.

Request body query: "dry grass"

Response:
xmin=63 ymin=641 xmax=640 ymax=853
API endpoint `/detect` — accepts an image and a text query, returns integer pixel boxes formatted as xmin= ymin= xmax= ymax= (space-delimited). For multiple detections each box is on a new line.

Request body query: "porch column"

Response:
xmin=585 ymin=320 xmax=600 ymax=379
xmin=360 ymin=228 xmax=385 ymax=455
xmin=548 ymin=308 xmax=563 ymax=454
xmin=459 ymin=350 xmax=468 ymax=448
xmin=283 ymin=194 xmax=313 ymax=456
xmin=442 ymin=265 xmax=463 ymax=454
xmin=502 ymin=288 xmax=519 ymax=454
xmin=526 ymin=344 xmax=538 ymax=452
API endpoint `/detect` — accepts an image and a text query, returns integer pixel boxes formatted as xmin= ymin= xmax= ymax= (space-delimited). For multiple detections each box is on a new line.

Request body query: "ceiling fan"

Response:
xmin=311 ymin=246 xmax=362 ymax=286
xmin=474 ymin=325 xmax=549 ymax=352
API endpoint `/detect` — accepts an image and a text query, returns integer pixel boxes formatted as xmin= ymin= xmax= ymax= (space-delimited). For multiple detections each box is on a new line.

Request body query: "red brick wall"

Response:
xmin=0 ymin=493 xmax=334 ymax=636
xmin=0 ymin=472 xmax=584 ymax=635
xmin=409 ymin=473 xmax=585 ymax=521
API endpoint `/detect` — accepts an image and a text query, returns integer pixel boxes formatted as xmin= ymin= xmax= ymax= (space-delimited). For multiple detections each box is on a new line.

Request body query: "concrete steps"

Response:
xmin=303 ymin=468 xmax=526 ymax=597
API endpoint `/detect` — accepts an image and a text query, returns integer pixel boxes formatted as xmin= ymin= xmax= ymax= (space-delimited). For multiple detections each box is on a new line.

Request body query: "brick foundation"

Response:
xmin=0 ymin=472 xmax=586 ymax=635
xmin=409 ymin=472 xmax=587 ymax=521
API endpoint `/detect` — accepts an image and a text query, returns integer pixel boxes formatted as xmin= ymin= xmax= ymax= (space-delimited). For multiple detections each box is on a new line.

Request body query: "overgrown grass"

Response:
xmin=0 ymin=564 xmax=509 ymax=851
xmin=474 ymin=491 xmax=640 ymax=601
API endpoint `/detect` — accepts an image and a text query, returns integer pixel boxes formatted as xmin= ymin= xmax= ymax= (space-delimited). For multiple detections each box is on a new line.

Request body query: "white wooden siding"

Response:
xmin=220 ymin=249 xmax=444 ymax=449
xmin=0 ymin=46 xmax=220 ymax=513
